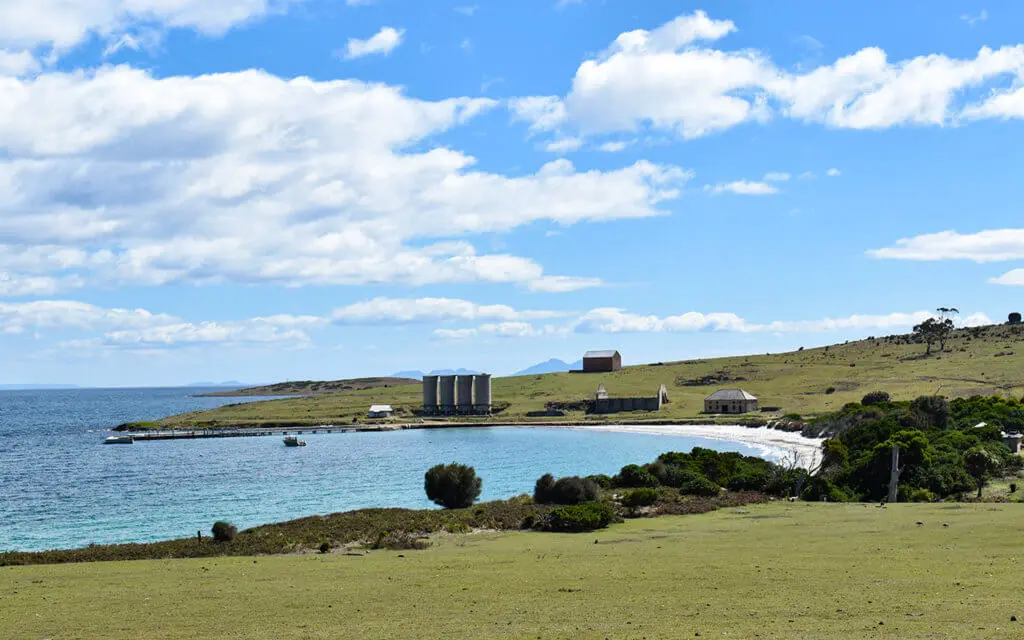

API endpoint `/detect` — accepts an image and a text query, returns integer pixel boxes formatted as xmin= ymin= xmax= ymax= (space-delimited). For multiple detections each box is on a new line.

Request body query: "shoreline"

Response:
xmin=517 ymin=423 xmax=824 ymax=469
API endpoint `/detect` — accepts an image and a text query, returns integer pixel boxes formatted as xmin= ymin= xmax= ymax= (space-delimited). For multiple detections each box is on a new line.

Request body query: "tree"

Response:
xmin=913 ymin=317 xmax=954 ymax=355
xmin=424 ymin=463 xmax=482 ymax=509
xmin=211 ymin=521 xmax=237 ymax=542
xmin=861 ymin=391 xmax=891 ymax=406
xmin=964 ymin=447 xmax=998 ymax=499
xmin=1010 ymin=312 xmax=1022 ymax=326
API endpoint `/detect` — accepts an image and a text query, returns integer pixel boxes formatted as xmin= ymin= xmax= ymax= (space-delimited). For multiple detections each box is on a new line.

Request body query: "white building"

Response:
xmin=368 ymin=404 xmax=394 ymax=419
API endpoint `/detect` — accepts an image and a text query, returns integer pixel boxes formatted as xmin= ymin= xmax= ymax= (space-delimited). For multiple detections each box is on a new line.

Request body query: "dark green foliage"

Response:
xmin=861 ymin=391 xmax=891 ymax=406
xmin=621 ymin=487 xmax=659 ymax=508
xmin=211 ymin=521 xmax=237 ymax=543
xmin=909 ymin=488 xmax=936 ymax=503
xmin=424 ymin=463 xmax=482 ymax=509
xmin=615 ymin=464 xmax=659 ymax=488
xmin=585 ymin=474 xmax=613 ymax=489
xmin=534 ymin=474 xmax=599 ymax=505
xmin=319 ymin=542 xmax=330 ymax=554
xmin=539 ymin=502 xmax=618 ymax=532
xmin=678 ymin=473 xmax=720 ymax=497
xmin=800 ymin=477 xmax=849 ymax=502
xmin=964 ymin=446 xmax=999 ymax=498
xmin=911 ymin=395 xmax=951 ymax=430
xmin=913 ymin=317 xmax=954 ymax=354
xmin=825 ymin=386 xmax=836 ymax=395
xmin=1009 ymin=312 xmax=1022 ymax=325
xmin=1011 ymin=483 xmax=1018 ymax=494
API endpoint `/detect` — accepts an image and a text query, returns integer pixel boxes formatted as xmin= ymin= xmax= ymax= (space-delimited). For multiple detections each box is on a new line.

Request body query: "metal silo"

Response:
xmin=422 ymin=375 xmax=439 ymax=416
xmin=473 ymin=374 xmax=492 ymax=414
xmin=439 ymin=375 xmax=457 ymax=414
xmin=456 ymin=375 xmax=474 ymax=413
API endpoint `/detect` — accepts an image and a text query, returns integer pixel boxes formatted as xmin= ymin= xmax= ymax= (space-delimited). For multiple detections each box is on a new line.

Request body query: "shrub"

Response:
xmin=211 ymin=521 xmax=237 ymax=543
xmin=615 ymin=464 xmax=659 ymax=488
xmin=540 ymin=502 xmax=617 ymax=532
xmin=534 ymin=475 xmax=600 ymax=505
xmin=911 ymin=395 xmax=951 ymax=430
xmin=586 ymin=474 xmax=613 ymax=489
xmin=319 ymin=542 xmax=330 ymax=554
xmin=861 ymin=391 xmax=891 ymax=406
xmin=1011 ymin=483 xmax=1018 ymax=494
xmin=909 ymin=488 xmax=936 ymax=503
xmin=801 ymin=477 xmax=849 ymax=502
xmin=372 ymin=531 xmax=431 ymax=550
xmin=1010 ymin=312 xmax=1022 ymax=325
xmin=825 ymin=386 xmax=837 ymax=395
xmin=621 ymin=487 xmax=659 ymax=508
xmin=424 ymin=463 xmax=482 ymax=509
xmin=677 ymin=473 xmax=720 ymax=497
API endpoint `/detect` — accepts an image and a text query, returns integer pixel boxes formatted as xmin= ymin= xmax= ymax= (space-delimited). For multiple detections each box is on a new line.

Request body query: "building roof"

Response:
xmin=369 ymin=405 xmax=393 ymax=413
xmin=584 ymin=350 xmax=620 ymax=359
xmin=705 ymin=389 xmax=757 ymax=401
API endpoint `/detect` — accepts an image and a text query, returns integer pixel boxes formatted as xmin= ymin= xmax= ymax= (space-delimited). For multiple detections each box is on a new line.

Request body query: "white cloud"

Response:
xmin=545 ymin=136 xmax=583 ymax=153
xmin=0 ymin=49 xmax=38 ymax=76
xmin=599 ymin=141 xmax=629 ymax=152
xmin=964 ymin=312 xmax=994 ymax=326
xmin=101 ymin=321 xmax=310 ymax=346
xmin=826 ymin=168 xmax=841 ymax=177
xmin=0 ymin=300 xmax=177 ymax=334
xmin=763 ymin=172 xmax=790 ymax=182
xmin=707 ymin=180 xmax=780 ymax=195
xmin=343 ymin=26 xmax=405 ymax=60
xmin=454 ymin=5 xmax=479 ymax=16
xmin=0 ymin=273 xmax=83 ymax=297
xmin=798 ymin=171 xmax=816 ymax=180
xmin=512 ymin=11 xmax=1024 ymax=139
xmin=990 ymin=269 xmax=1024 ymax=286
xmin=526 ymin=275 xmax=603 ymax=293
xmin=961 ymin=10 xmax=989 ymax=26
xmin=0 ymin=0 xmax=302 ymax=53
xmin=332 ymin=297 xmax=566 ymax=324
xmin=510 ymin=95 xmax=567 ymax=132
xmin=0 ymin=67 xmax=688 ymax=290
xmin=869 ymin=229 xmax=1024 ymax=262
xmin=573 ymin=308 xmax=938 ymax=334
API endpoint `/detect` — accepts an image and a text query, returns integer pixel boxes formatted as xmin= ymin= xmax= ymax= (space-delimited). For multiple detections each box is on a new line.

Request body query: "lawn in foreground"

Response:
xmin=2 ymin=502 xmax=1023 ymax=639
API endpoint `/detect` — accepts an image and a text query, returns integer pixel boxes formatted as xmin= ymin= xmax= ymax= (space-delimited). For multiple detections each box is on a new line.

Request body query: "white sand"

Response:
xmin=523 ymin=423 xmax=824 ymax=470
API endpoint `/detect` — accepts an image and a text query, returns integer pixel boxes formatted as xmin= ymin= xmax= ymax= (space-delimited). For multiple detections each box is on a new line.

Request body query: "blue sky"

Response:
xmin=0 ymin=0 xmax=1022 ymax=386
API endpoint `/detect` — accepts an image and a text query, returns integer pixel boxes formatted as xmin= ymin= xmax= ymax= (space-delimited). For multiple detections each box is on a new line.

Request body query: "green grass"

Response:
xmin=153 ymin=323 xmax=1024 ymax=429
xmin=4 ymin=502 xmax=1024 ymax=639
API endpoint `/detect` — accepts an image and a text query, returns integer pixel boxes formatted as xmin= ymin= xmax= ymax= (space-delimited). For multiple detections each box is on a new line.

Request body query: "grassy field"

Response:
xmin=200 ymin=376 xmax=418 ymax=397
xmin=4 ymin=502 xmax=1023 ymax=639
xmin=149 ymin=323 xmax=1024 ymax=429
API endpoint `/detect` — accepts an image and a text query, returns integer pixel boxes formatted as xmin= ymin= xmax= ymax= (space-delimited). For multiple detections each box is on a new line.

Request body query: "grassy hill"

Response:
xmin=5 ymin=502 xmax=1024 ymax=639
xmin=151 ymin=323 xmax=1024 ymax=430
xmin=198 ymin=376 xmax=419 ymax=397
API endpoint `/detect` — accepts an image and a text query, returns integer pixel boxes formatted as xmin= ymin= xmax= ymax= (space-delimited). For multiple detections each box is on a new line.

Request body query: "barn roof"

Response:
xmin=369 ymin=404 xmax=393 ymax=412
xmin=584 ymin=350 xmax=620 ymax=359
xmin=705 ymin=389 xmax=757 ymax=401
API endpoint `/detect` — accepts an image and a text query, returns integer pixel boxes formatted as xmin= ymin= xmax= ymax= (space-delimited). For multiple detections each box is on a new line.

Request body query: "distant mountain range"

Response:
xmin=391 ymin=368 xmax=480 ymax=380
xmin=512 ymin=359 xmax=582 ymax=376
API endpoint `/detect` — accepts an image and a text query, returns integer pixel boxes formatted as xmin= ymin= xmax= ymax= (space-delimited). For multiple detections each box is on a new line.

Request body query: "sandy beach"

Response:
xmin=522 ymin=423 xmax=825 ymax=470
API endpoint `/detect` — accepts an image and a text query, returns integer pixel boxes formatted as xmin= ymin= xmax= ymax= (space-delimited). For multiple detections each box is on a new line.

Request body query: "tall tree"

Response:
xmin=913 ymin=317 xmax=954 ymax=355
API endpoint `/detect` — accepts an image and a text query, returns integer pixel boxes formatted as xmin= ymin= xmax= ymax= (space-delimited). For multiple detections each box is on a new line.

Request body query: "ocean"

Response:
xmin=1 ymin=387 xmax=770 ymax=552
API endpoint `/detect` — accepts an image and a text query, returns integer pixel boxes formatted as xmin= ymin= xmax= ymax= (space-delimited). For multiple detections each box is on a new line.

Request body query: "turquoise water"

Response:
xmin=0 ymin=388 xmax=770 ymax=552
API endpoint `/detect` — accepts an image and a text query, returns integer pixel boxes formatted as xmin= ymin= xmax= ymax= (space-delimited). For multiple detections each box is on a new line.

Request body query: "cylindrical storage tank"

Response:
xmin=456 ymin=375 xmax=474 ymax=413
xmin=439 ymin=375 xmax=457 ymax=414
xmin=473 ymin=374 xmax=492 ymax=413
xmin=422 ymin=375 xmax=439 ymax=415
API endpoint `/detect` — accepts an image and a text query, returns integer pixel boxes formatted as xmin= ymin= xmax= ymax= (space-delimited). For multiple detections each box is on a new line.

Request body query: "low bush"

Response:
xmin=371 ymin=531 xmax=431 ymax=550
xmin=211 ymin=521 xmax=237 ymax=543
xmin=909 ymin=488 xmax=937 ymax=503
xmin=534 ymin=475 xmax=600 ymax=505
xmin=318 ymin=542 xmax=330 ymax=554
xmin=677 ymin=474 xmax=720 ymax=497
xmin=825 ymin=386 xmax=837 ymax=395
xmin=861 ymin=391 xmax=891 ymax=406
xmin=800 ymin=477 xmax=849 ymax=502
xmin=615 ymin=464 xmax=659 ymax=488
xmin=621 ymin=487 xmax=659 ymax=508
xmin=586 ymin=474 xmax=613 ymax=489
xmin=539 ymin=502 xmax=618 ymax=533
xmin=1010 ymin=483 xmax=1018 ymax=494
xmin=424 ymin=463 xmax=482 ymax=509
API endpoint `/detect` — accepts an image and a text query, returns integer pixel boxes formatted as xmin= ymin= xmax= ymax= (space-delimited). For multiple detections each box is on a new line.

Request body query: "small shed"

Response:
xmin=368 ymin=404 xmax=394 ymax=419
xmin=704 ymin=389 xmax=758 ymax=414
xmin=583 ymin=350 xmax=622 ymax=373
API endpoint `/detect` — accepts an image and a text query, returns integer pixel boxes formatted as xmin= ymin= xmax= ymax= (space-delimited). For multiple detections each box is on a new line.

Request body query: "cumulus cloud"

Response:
xmin=332 ymin=297 xmax=566 ymax=324
xmin=100 ymin=321 xmax=310 ymax=347
xmin=869 ymin=229 xmax=1024 ymax=262
xmin=0 ymin=50 xmax=38 ymax=76
xmin=512 ymin=11 xmax=1024 ymax=139
xmin=0 ymin=0 xmax=302 ymax=53
xmin=706 ymin=180 xmax=780 ymax=195
xmin=343 ymin=26 xmax=404 ymax=60
xmin=0 ymin=300 xmax=177 ymax=335
xmin=0 ymin=67 xmax=688 ymax=291
xmin=990 ymin=269 xmax=1024 ymax=286
xmin=763 ymin=172 xmax=790 ymax=182
xmin=526 ymin=275 xmax=603 ymax=293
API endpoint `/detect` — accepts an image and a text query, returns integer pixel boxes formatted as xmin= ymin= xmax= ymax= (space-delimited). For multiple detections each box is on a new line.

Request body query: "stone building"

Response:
xmin=704 ymin=389 xmax=758 ymax=414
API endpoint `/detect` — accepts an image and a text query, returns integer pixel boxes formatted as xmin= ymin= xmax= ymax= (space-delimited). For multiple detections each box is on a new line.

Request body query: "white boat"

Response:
xmin=283 ymin=436 xmax=306 ymax=447
xmin=104 ymin=435 xmax=135 ymax=445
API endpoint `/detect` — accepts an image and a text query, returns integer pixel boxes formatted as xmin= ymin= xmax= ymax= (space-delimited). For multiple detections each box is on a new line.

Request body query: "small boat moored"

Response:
xmin=283 ymin=436 xmax=307 ymax=447
xmin=104 ymin=435 xmax=135 ymax=445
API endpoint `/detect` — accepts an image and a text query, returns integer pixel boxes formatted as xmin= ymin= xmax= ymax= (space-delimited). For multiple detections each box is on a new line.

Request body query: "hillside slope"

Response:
xmin=155 ymin=323 xmax=1024 ymax=429
xmin=199 ymin=377 xmax=419 ymax=397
